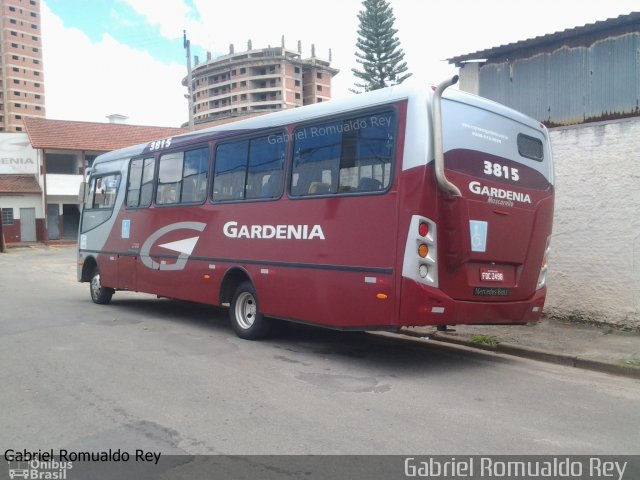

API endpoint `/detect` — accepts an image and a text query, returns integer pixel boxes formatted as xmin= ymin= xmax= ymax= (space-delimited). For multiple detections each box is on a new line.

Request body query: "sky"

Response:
xmin=41 ymin=0 xmax=639 ymax=128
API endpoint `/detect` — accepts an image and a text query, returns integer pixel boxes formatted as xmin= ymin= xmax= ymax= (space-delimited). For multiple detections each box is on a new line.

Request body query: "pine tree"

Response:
xmin=352 ymin=0 xmax=412 ymax=92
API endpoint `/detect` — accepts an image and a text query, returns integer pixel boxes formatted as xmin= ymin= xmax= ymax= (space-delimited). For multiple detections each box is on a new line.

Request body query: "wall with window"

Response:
xmin=0 ymin=194 xmax=44 ymax=242
xmin=545 ymin=117 xmax=640 ymax=327
xmin=45 ymin=152 xmax=82 ymax=174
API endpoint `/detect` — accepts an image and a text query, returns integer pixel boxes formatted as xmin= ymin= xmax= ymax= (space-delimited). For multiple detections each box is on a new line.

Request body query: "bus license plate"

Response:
xmin=480 ymin=268 xmax=504 ymax=282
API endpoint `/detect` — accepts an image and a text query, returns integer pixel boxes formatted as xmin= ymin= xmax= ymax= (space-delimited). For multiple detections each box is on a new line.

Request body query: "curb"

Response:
xmin=4 ymin=242 xmax=76 ymax=250
xmin=397 ymin=329 xmax=640 ymax=380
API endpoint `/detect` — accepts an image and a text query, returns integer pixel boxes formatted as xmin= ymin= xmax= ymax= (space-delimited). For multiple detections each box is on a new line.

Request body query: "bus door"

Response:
xmin=117 ymin=221 xmax=136 ymax=291
xmin=120 ymin=156 xmax=158 ymax=293
xmin=131 ymin=148 xmax=209 ymax=301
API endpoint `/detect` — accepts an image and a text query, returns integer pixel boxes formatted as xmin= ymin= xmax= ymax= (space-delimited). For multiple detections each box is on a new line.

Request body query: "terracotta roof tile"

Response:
xmin=24 ymin=118 xmax=187 ymax=152
xmin=0 ymin=175 xmax=42 ymax=194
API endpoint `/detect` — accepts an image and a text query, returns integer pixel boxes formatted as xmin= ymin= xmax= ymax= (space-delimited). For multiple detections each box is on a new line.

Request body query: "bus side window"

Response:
xmin=80 ymin=173 xmax=121 ymax=233
xmin=127 ymin=159 xmax=143 ymax=208
xmin=212 ymin=135 xmax=284 ymax=202
xmin=156 ymin=152 xmax=184 ymax=205
xmin=291 ymin=122 xmax=341 ymax=196
xmin=213 ymin=140 xmax=248 ymax=201
xmin=181 ymin=147 xmax=209 ymax=203
xmin=139 ymin=157 xmax=156 ymax=207
xmin=246 ymin=136 xmax=285 ymax=199
xmin=291 ymin=111 xmax=396 ymax=197
xmin=86 ymin=177 xmax=97 ymax=209
xmin=145 ymin=147 xmax=207 ymax=206
xmin=89 ymin=174 xmax=120 ymax=209
xmin=339 ymin=112 xmax=395 ymax=193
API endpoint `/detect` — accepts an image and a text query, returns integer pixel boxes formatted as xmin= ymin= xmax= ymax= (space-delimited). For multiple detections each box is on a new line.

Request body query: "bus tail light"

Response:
xmin=402 ymin=215 xmax=438 ymax=287
xmin=536 ymin=237 xmax=551 ymax=290
xmin=419 ymin=265 xmax=429 ymax=279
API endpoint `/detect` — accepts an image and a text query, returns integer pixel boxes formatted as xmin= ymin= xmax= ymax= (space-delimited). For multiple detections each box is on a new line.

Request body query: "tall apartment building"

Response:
xmin=185 ymin=44 xmax=339 ymax=129
xmin=0 ymin=0 xmax=45 ymax=132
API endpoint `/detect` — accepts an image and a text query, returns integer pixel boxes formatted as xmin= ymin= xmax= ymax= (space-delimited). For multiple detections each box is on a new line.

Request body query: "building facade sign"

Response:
xmin=0 ymin=133 xmax=38 ymax=174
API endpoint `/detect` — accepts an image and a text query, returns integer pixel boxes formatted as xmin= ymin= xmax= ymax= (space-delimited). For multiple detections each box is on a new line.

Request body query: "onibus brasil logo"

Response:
xmin=7 ymin=460 xmax=72 ymax=479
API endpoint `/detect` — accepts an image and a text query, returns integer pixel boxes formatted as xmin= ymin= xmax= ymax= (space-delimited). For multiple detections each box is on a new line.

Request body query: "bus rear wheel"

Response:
xmin=229 ymin=281 xmax=271 ymax=340
xmin=90 ymin=267 xmax=114 ymax=305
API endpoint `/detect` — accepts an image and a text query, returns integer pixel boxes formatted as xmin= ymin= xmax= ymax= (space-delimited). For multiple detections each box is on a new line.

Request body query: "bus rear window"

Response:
xmin=517 ymin=134 xmax=544 ymax=161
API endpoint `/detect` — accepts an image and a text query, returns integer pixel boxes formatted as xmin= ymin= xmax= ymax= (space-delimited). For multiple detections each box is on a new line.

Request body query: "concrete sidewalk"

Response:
xmin=400 ymin=317 xmax=640 ymax=379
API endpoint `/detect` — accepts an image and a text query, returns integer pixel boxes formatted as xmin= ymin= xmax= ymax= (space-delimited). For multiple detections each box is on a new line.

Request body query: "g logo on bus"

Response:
xmin=140 ymin=222 xmax=206 ymax=271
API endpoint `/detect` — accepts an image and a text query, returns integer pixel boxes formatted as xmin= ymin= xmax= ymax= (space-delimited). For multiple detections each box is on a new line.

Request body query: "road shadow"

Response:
xmin=275 ymin=323 xmax=509 ymax=375
xmin=102 ymin=294 xmax=509 ymax=376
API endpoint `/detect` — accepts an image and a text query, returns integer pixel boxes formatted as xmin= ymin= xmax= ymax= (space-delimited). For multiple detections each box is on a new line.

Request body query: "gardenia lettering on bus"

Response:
xmin=468 ymin=181 xmax=531 ymax=204
xmin=223 ymin=221 xmax=326 ymax=240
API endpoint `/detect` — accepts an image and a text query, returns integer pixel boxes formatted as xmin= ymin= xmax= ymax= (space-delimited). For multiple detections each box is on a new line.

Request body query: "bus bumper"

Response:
xmin=400 ymin=279 xmax=547 ymax=326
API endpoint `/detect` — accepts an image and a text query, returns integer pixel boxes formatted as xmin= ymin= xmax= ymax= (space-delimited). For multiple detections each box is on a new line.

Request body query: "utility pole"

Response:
xmin=0 ymin=217 xmax=5 ymax=253
xmin=183 ymin=30 xmax=195 ymax=131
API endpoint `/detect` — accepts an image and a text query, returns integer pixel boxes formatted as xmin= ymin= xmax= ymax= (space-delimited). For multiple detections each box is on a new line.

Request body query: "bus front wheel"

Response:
xmin=229 ymin=282 xmax=271 ymax=340
xmin=90 ymin=267 xmax=114 ymax=305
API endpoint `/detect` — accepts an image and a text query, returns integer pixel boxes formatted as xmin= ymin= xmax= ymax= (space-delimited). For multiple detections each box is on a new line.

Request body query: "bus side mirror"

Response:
xmin=78 ymin=181 xmax=88 ymax=203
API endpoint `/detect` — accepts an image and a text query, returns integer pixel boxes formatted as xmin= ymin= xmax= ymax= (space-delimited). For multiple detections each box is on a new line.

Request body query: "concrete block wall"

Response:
xmin=547 ymin=117 xmax=640 ymax=327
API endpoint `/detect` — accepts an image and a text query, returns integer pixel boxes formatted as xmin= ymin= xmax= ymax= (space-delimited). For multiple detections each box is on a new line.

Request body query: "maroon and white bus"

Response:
xmin=78 ymin=78 xmax=553 ymax=339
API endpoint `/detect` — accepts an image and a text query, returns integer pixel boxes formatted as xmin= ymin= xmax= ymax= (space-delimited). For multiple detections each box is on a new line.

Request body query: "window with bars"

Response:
xmin=2 ymin=208 xmax=14 ymax=225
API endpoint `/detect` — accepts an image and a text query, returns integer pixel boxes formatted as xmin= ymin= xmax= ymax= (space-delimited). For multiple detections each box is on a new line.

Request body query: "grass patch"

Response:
xmin=470 ymin=335 xmax=500 ymax=346
xmin=619 ymin=358 xmax=640 ymax=368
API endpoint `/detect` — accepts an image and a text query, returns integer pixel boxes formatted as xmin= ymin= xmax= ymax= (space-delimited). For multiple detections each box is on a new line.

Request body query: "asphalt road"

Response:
xmin=1 ymin=246 xmax=639 ymax=456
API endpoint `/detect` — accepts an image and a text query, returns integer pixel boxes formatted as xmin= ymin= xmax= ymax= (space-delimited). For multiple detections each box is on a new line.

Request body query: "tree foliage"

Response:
xmin=352 ymin=0 xmax=412 ymax=92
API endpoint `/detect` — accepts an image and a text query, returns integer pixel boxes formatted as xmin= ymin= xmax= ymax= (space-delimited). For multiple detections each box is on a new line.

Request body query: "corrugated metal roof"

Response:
xmin=471 ymin=31 xmax=640 ymax=126
xmin=448 ymin=12 xmax=640 ymax=65
xmin=24 ymin=118 xmax=186 ymax=151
